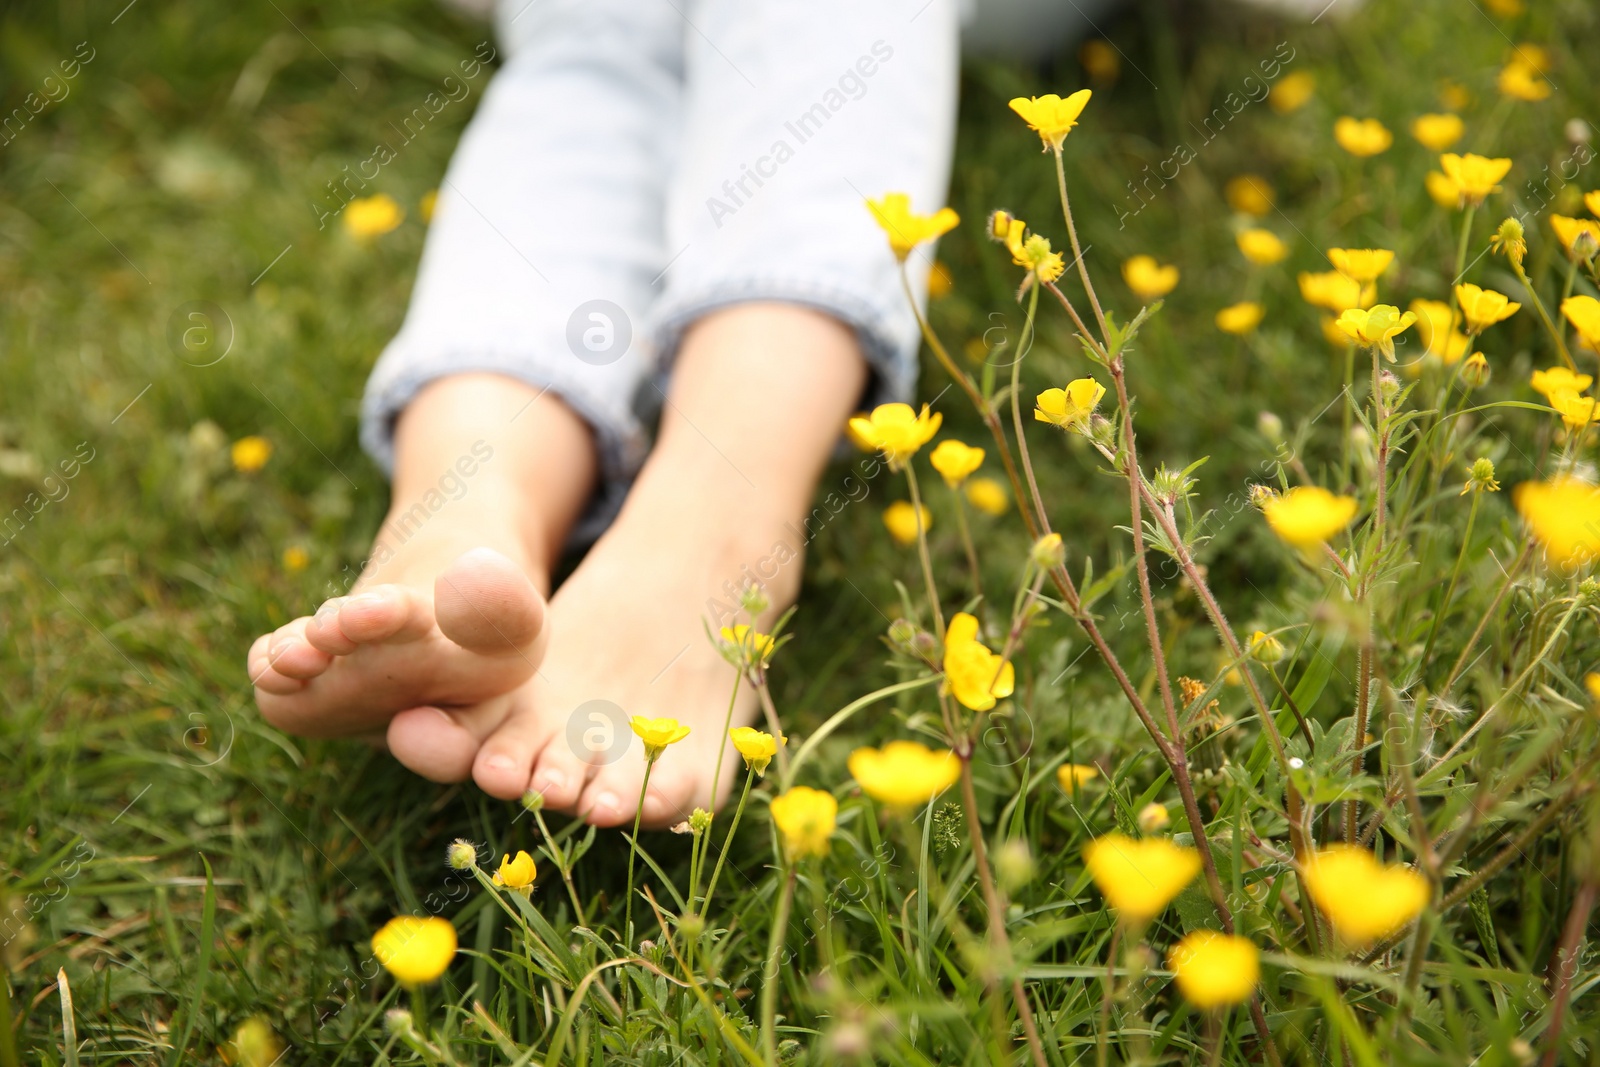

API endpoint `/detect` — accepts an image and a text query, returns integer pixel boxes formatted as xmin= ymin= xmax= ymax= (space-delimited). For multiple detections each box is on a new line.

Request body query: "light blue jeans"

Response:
xmin=361 ymin=0 xmax=1107 ymax=536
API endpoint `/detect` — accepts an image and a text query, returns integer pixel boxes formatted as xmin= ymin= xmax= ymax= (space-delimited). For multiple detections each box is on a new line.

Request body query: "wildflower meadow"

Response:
xmin=5 ymin=0 xmax=1600 ymax=1064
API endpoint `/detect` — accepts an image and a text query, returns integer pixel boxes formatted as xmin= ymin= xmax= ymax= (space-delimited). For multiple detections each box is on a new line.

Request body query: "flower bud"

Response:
xmin=1378 ymin=370 xmax=1401 ymax=407
xmin=1030 ymin=532 xmax=1065 ymax=570
xmin=911 ymin=631 xmax=940 ymax=660
xmin=1463 ymin=457 xmax=1500 ymax=494
xmin=1492 ymin=217 xmax=1526 ymax=266
xmin=520 ymin=789 xmax=545 ymax=813
xmin=1580 ymin=577 xmax=1600 ymax=606
xmin=1461 ymin=352 xmax=1490 ymax=388
xmin=1247 ymin=483 xmax=1278 ymax=509
xmin=988 ymin=209 xmax=1016 ymax=242
xmin=1574 ymin=228 xmax=1599 ymax=262
xmin=1138 ymin=802 xmax=1170 ymax=834
xmin=446 ymin=839 xmax=478 ymax=870
xmin=689 ymin=807 xmax=714 ymax=834
xmin=995 ymin=839 xmax=1037 ymax=892
xmin=1567 ymin=118 xmax=1593 ymax=147
xmin=1257 ymin=411 xmax=1283 ymax=443
xmin=677 ymin=912 xmax=705 ymax=940
xmin=739 ymin=583 xmax=771 ymax=617
xmin=887 ymin=617 xmax=918 ymax=651
xmin=383 ymin=1010 xmax=416 ymax=1037
xmin=1248 ymin=629 xmax=1286 ymax=664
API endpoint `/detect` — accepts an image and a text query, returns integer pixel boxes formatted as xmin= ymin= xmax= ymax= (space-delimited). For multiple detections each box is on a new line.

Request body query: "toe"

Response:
xmin=434 ymin=548 xmax=546 ymax=654
xmin=387 ymin=706 xmax=484 ymax=783
xmin=305 ymin=597 xmax=359 ymax=655
xmin=528 ymin=737 xmax=592 ymax=813
xmin=472 ymin=706 xmax=554 ymax=800
xmin=578 ymin=760 xmax=649 ymax=828
xmin=266 ymin=619 xmax=335 ymax=680
xmin=639 ymin=764 xmax=698 ymax=827
xmin=338 ymin=585 xmax=434 ymax=644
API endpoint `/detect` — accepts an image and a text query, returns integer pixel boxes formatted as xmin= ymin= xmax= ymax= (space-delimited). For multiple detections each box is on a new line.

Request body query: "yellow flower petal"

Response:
xmin=848 ymin=740 xmax=960 ymax=808
xmin=1008 ymin=90 xmax=1093 ymax=150
xmin=1262 ymin=486 xmax=1358 ymax=547
xmin=371 ymin=916 xmax=457 ymax=985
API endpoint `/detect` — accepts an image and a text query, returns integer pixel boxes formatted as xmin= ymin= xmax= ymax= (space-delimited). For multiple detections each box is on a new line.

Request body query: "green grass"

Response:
xmin=5 ymin=0 xmax=1600 ymax=1062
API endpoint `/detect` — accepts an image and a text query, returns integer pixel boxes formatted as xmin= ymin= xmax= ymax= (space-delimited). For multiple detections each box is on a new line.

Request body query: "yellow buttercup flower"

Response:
xmin=1057 ymin=763 xmax=1099 ymax=793
xmin=1168 ymin=931 xmax=1261 ymax=1010
xmin=1008 ymin=90 xmax=1093 ymax=150
xmin=927 ymin=260 xmax=954 ymax=299
xmin=847 ymin=402 xmax=942 ymax=469
xmin=1302 ymin=846 xmax=1429 ymax=944
xmin=1320 ymin=315 xmax=1353 ymax=348
xmin=371 ymin=916 xmax=457 ymax=985
xmin=965 ymin=477 xmax=1009 ymax=516
xmin=1586 ymin=672 xmax=1600 ymax=707
xmin=943 ymin=612 xmax=1015 ymax=712
xmin=344 ymin=194 xmax=404 ymax=239
xmin=1224 ymin=175 xmax=1274 ymax=217
xmin=1137 ymin=802 xmax=1170 ymax=834
xmin=231 ymin=435 xmax=272 ymax=472
xmin=1216 ymin=302 xmax=1265 ymax=336
xmin=1549 ymin=389 xmax=1598 ymax=432
xmin=1121 ymin=254 xmax=1179 ymax=301
xmin=631 ymin=716 xmax=691 ymax=761
xmin=729 ymin=726 xmax=784 ymax=777
xmin=223 ymin=1017 xmax=284 ymax=1067
xmin=492 ymin=850 xmax=537 ymax=890
xmin=1079 ymin=39 xmax=1119 ymax=84
xmin=1454 ymin=283 xmax=1520 ymax=332
xmin=1411 ymin=113 xmax=1464 ymax=151
xmin=1298 ymin=270 xmax=1364 ymax=312
xmin=1551 ymin=215 xmax=1600 ymax=259
xmin=1035 ymin=379 xmax=1106 ymax=429
xmin=1335 ymin=304 xmax=1417 ymax=360
xmin=1561 ymin=295 xmax=1600 ymax=351
xmin=769 ymin=786 xmax=837 ymax=859
xmin=848 ymin=740 xmax=961 ymax=808
xmin=929 ymin=440 xmax=985 ymax=487
xmin=1439 ymin=153 xmax=1512 ymax=206
xmin=1531 ymin=365 xmax=1594 ymax=401
xmin=1515 ymin=478 xmax=1600 ymax=568
xmin=1333 ymin=116 xmax=1392 ymax=157
xmin=1248 ymin=630 xmax=1286 ymax=664
xmin=1497 ymin=61 xmax=1550 ymax=102
xmin=1262 ymin=486 xmax=1358 ymax=547
xmin=1083 ymin=833 xmax=1201 ymax=923
xmin=1587 ymin=190 xmax=1600 ymax=218
xmin=1439 ymin=79 xmax=1473 ymax=111
xmin=720 ymin=624 xmax=776 ymax=668
xmin=282 ymin=545 xmax=310 ymax=573
xmin=1327 ymin=247 xmax=1394 ymax=284
xmin=1268 ymin=71 xmax=1314 ymax=115
xmin=1425 ymin=170 xmax=1462 ymax=209
xmin=1236 ymin=228 xmax=1288 ymax=266
xmin=883 ymin=501 xmax=932 ymax=546
xmin=866 ymin=193 xmax=959 ymax=261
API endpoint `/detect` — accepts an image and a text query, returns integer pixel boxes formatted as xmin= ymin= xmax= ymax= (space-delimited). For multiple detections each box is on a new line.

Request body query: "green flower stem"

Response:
xmin=1096 ymin=923 xmax=1121 ymax=1067
xmin=903 ymin=463 xmax=945 ymax=640
xmin=1419 ymin=489 xmax=1481 ymax=670
xmin=1512 ymin=257 xmax=1577 ymax=370
xmin=951 ymin=483 xmax=982 ymax=600
xmin=1010 ymin=278 xmax=1054 ymax=537
xmin=700 ymin=767 xmax=755 ymax=918
xmin=623 ymin=757 xmax=657 ymax=942
xmin=1448 ymin=203 xmax=1476 ymax=322
xmin=705 ymin=673 xmax=742 ymax=826
xmin=760 ymin=866 xmax=798 ymax=1066
xmin=532 ymin=805 xmax=585 ymax=923
xmin=1052 ymin=145 xmax=1109 ymax=342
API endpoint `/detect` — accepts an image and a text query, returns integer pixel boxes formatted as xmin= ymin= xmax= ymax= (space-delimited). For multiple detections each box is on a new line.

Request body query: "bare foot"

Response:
xmin=384 ymin=303 xmax=866 ymax=825
xmin=249 ymin=375 xmax=595 ymax=742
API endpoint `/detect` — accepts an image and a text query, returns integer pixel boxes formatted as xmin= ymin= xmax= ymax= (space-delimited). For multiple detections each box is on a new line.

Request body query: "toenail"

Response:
xmin=485 ymin=754 xmax=516 ymax=772
xmin=347 ymin=592 xmax=384 ymax=608
xmin=534 ymin=769 xmax=566 ymax=792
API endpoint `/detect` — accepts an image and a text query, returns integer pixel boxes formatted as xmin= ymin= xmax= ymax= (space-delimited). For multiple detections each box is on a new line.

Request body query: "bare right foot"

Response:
xmin=249 ymin=375 xmax=596 ymax=742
